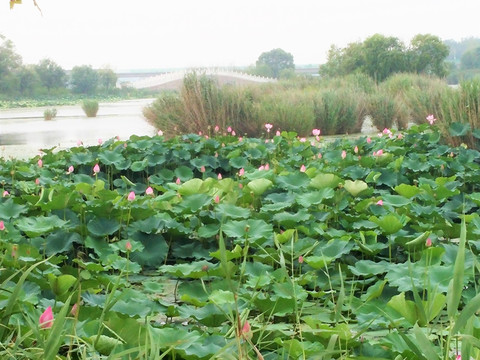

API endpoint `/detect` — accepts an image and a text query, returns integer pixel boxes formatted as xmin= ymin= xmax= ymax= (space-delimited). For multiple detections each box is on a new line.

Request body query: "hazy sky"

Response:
xmin=1 ymin=0 xmax=479 ymax=71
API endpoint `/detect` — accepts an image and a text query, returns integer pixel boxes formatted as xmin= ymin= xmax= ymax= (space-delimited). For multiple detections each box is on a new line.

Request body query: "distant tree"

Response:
xmin=97 ymin=67 xmax=118 ymax=92
xmin=408 ymin=34 xmax=449 ymax=77
xmin=35 ymin=58 xmax=67 ymax=91
xmin=461 ymin=47 xmax=480 ymax=69
xmin=70 ymin=65 xmax=98 ymax=94
xmin=362 ymin=34 xmax=407 ymax=82
xmin=320 ymin=43 xmax=364 ymax=77
xmin=321 ymin=33 xmax=450 ymax=81
xmin=0 ymin=34 xmax=23 ymax=93
xmin=256 ymin=48 xmax=294 ymax=78
xmin=15 ymin=65 xmax=41 ymax=96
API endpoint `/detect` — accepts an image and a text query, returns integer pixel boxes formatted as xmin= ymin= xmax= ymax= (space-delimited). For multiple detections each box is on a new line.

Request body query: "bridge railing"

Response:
xmin=131 ymin=68 xmax=276 ymax=89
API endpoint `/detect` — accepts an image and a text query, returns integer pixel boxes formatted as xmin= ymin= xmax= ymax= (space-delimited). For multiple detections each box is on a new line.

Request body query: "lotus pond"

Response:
xmin=0 ymin=123 xmax=480 ymax=359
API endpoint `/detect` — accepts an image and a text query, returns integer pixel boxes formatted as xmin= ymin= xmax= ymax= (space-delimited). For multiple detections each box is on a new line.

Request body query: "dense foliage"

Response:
xmin=144 ymin=73 xmax=480 ymax=150
xmin=0 ymin=35 xmax=119 ymax=97
xmin=320 ymin=34 xmax=449 ymax=81
xmin=0 ymin=121 xmax=480 ymax=358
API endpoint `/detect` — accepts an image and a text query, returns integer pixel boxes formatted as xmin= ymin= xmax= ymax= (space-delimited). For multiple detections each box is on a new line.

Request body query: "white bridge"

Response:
xmin=129 ymin=68 xmax=276 ymax=90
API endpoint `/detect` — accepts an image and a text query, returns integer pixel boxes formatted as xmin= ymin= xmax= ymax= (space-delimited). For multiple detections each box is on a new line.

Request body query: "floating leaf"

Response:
xmin=246 ymin=178 xmax=272 ymax=195
xmin=344 ymin=180 xmax=368 ymax=196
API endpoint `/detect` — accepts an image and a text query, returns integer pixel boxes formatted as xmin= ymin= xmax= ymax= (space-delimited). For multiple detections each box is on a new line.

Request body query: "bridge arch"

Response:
xmin=130 ymin=68 xmax=276 ymax=91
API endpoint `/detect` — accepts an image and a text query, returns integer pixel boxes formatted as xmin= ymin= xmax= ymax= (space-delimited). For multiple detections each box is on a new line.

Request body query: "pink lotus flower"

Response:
xmin=232 ymin=130 xmax=236 ymax=136
xmin=98 ymin=138 xmax=103 ymax=145
xmin=200 ymin=166 xmax=206 ymax=173
xmin=77 ymin=140 xmax=83 ymax=146
xmin=456 ymin=355 xmax=461 ymax=360
xmin=376 ymin=149 xmax=383 ymax=156
xmin=318 ymin=153 xmax=322 ymax=159
xmin=37 ymin=159 xmax=43 ymax=168
xmin=426 ymin=114 xmax=437 ymax=125
xmin=300 ymin=165 xmax=306 ymax=173
xmin=70 ymin=303 xmax=79 ymax=317
xmin=367 ymin=137 xmax=372 ymax=144
xmin=0 ymin=221 xmax=5 ymax=231
xmin=145 ymin=186 xmax=154 ymax=195
xmin=239 ymin=168 xmax=245 ymax=176
xmin=275 ymin=130 xmax=281 ymax=136
xmin=382 ymin=128 xmax=391 ymax=135
xmin=265 ymin=123 xmax=273 ymax=132
xmin=398 ymin=133 xmax=403 ymax=139
xmin=214 ymin=125 xmax=220 ymax=132
xmin=217 ymin=173 xmax=222 ymax=180
xmin=241 ymin=320 xmax=252 ymax=339
xmin=299 ymin=255 xmax=304 ymax=264
xmin=126 ymin=241 xmax=132 ymax=251
xmin=264 ymin=163 xmax=270 ymax=171
xmin=376 ymin=199 xmax=383 ymax=206
xmin=238 ymin=136 xmax=243 ymax=142
xmin=67 ymin=165 xmax=74 ymax=174
xmin=127 ymin=191 xmax=135 ymax=201
xmin=35 ymin=178 xmax=40 ymax=185
xmin=214 ymin=195 xmax=220 ymax=204
xmin=341 ymin=150 xmax=347 ymax=159
xmin=93 ymin=164 xmax=100 ymax=174
xmin=299 ymin=137 xmax=306 ymax=143
xmin=354 ymin=146 xmax=359 ymax=154
xmin=176 ymin=177 xmax=181 ymax=185
xmin=157 ymin=130 xmax=164 ymax=136
xmin=2 ymin=190 xmax=9 ymax=197
xmin=426 ymin=238 xmax=432 ymax=247
xmin=258 ymin=165 xmax=265 ymax=171
xmin=227 ymin=126 xmax=232 ymax=133
xmin=198 ymin=131 xmax=203 ymax=136
xmin=312 ymin=129 xmax=321 ymax=136
xmin=39 ymin=306 xmax=54 ymax=329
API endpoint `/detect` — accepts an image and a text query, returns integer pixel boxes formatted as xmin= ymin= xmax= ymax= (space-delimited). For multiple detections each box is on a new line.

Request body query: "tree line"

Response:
xmin=0 ymin=34 xmax=118 ymax=98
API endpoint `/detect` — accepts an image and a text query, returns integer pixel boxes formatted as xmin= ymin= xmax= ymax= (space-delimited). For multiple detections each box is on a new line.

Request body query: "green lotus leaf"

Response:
xmin=129 ymin=232 xmax=168 ymax=267
xmin=246 ymin=178 xmax=273 ymax=195
xmin=304 ymin=255 xmax=333 ymax=269
xmin=344 ymin=179 xmax=368 ymax=197
xmin=276 ymin=173 xmax=310 ymax=190
xmin=394 ymin=183 xmax=421 ymax=198
xmin=296 ymin=188 xmax=334 ymax=208
xmin=198 ymin=224 xmax=220 ymax=238
xmin=381 ymin=194 xmax=411 ymax=207
xmin=48 ymin=274 xmax=77 ymax=296
xmin=87 ymin=218 xmax=120 ymax=237
xmin=98 ymin=150 xmax=125 ymax=166
xmin=130 ymin=159 xmax=149 ymax=172
xmin=0 ymin=198 xmax=28 ymax=219
xmin=175 ymin=165 xmax=194 ymax=181
xmin=222 ymin=219 xmax=272 ymax=242
xmin=16 ymin=215 xmax=68 ymax=237
xmin=370 ymin=214 xmax=405 ymax=235
xmin=215 ymin=203 xmax=250 ymax=219
xmin=178 ymin=178 xmax=204 ymax=195
xmin=229 ymin=156 xmax=248 ymax=169
xmin=387 ymin=292 xmax=417 ymax=325
xmin=449 ymin=122 xmax=471 ymax=136
xmin=309 ymin=173 xmax=341 ymax=189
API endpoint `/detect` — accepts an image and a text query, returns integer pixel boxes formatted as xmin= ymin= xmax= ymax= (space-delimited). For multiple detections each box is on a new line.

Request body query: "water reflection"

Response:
xmin=0 ymin=99 xmax=156 ymax=148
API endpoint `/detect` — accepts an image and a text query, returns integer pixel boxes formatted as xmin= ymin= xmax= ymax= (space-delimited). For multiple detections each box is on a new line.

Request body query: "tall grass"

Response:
xmin=143 ymin=72 xmax=480 ymax=148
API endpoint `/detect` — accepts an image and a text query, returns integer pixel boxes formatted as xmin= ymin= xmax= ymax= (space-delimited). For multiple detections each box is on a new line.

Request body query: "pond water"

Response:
xmin=0 ymin=98 xmax=157 ymax=159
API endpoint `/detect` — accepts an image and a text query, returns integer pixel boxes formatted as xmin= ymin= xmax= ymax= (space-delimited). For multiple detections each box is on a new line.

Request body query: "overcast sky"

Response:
xmin=1 ymin=0 xmax=479 ymax=71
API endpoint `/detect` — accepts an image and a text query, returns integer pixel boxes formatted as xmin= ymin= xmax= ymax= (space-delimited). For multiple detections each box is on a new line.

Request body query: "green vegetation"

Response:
xmin=0 ymin=122 xmax=479 ymax=358
xmin=144 ymin=72 xmax=480 ymax=150
xmin=43 ymin=108 xmax=57 ymax=120
xmin=81 ymin=99 xmax=99 ymax=117
xmin=320 ymin=33 xmax=449 ymax=81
